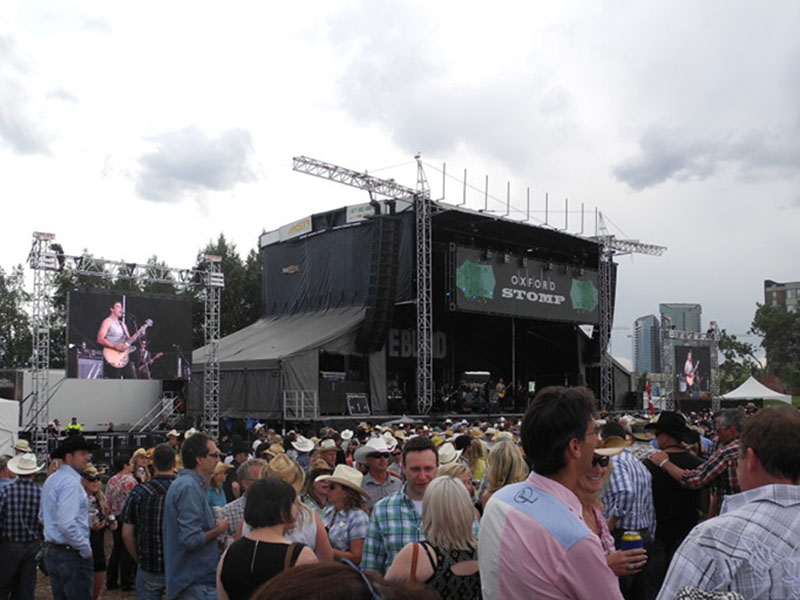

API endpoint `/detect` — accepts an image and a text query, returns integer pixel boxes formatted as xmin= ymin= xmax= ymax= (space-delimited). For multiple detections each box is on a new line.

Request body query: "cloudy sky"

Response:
xmin=2 ymin=1 xmax=798 ymax=361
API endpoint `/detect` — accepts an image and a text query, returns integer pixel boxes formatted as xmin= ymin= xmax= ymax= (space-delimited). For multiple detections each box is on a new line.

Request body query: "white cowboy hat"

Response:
xmin=166 ymin=429 xmax=180 ymax=438
xmin=291 ymin=435 xmax=315 ymax=453
xmin=354 ymin=437 xmax=392 ymax=464
xmin=340 ymin=429 xmax=354 ymax=441
xmin=316 ymin=464 xmax=370 ymax=499
xmin=437 ymin=442 xmax=463 ymax=465
xmin=381 ymin=432 xmax=398 ymax=451
xmin=184 ymin=427 xmax=198 ymax=439
xmin=318 ymin=438 xmax=338 ymax=451
xmin=8 ymin=453 xmax=45 ymax=475
xmin=13 ymin=439 xmax=31 ymax=453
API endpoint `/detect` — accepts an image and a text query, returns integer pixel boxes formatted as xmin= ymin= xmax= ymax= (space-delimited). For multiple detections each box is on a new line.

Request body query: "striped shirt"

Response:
xmin=0 ymin=478 xmax=43 ymax=543
xmin=362 ymin=485 xmax=422 ymax=574
xmin=680 ymin=439 xmax=740 ymax=496
xmin=602 ymin=449 xmax=656 ymax=532
xmin=657 ymin=484 xmax=800 ymax=599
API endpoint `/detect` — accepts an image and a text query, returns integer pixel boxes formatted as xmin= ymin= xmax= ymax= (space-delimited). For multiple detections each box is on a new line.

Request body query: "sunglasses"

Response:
xmin=82 ymin=475 xmax=98 ymax=482
xmin=592 ymin=455 xmax=610 ymax=468
xmin=368 ymin=453 xmax=391 ymax=459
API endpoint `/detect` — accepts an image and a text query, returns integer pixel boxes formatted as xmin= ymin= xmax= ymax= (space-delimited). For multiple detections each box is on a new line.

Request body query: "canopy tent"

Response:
xmin=0 ymin=397 xmax=19 ymax=456
xmin=722 ymin=376 xmax=792 ymax=404
xmin=190 ymin=307 xmax=385 ymax=418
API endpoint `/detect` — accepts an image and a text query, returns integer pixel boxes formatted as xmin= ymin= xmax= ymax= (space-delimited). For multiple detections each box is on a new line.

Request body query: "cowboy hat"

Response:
xmin=184 ymin=427 xmax=198 ymax=439
xmin=353 ymin=437 xmax=392 ymax=464
xmin=318 ymin=439 xmax=338 ymax=451
xmin=291 ymin=436 xmax=315 ymax=453
xmin=131 ymin=447 xmax=150 ymax=463
xmin=7 ymin=453 xmax=44 ymax=475
xmin=381 ymin=432 xmax=398 ymax=451
xmin=645 ymin=411 xmax=696 ymax=444
xmin=392 ymin=429 xmax=406 ymax=440
xmin=268 ymin=454 xmax=305 ymax=493
xmin=213 ymin=462 xmax=234 ymax=476
xmin=81 ymin=463 xmax=101 ymax=480
xmin=13 ymin=439 xmax=31 ymax=453
xmin=593 ymin=436 xmax=627 ymax=457
xmin=51 ymin=435 xmax=98 ymax=459
xmin=340 ymin=429 xmax=354 ymax=441
xmin=166 ymin=429 xmax=180 ymax=438
xmin=261 ymin=443 xmax=285 ymax=460
xmin=315 ymin=464 xmax=370 ymax=499
xmin=438 ymin=442 xmax=462 ymax=465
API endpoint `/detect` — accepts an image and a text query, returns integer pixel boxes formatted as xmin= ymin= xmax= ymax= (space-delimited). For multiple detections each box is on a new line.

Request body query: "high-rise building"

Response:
xmin=634 ymin=314 xmax=661 ymax=374
xmin=764 ymin=280 xmax=800 ymax=313
xmin=659 ymin=303 xmax=702 ymax=333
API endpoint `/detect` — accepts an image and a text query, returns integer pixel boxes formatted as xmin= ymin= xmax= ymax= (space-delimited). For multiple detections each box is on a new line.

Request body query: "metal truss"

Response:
xmin=415 ymin=156 xmax=433 ymax=414
xmin=26 ymin=233 xmax=225 ymax=449
xmin=293 ymin=156 xmax=417 ymax=200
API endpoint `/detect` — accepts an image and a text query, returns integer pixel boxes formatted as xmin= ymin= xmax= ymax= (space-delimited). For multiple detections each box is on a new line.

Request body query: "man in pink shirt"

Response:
xmin=478 ymin=386 xmax=623 ymax=600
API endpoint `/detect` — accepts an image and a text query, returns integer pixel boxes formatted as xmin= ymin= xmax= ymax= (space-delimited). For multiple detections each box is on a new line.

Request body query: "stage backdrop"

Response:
xmin=453 ymin=246 xmax=600 ymax=324
xmin=67 ymin=290 xmax=192 ymax=381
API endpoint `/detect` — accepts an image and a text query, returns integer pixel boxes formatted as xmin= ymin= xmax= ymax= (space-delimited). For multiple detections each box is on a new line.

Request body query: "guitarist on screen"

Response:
xmin=684 ymin=350 xmax=700 ymax=395
xmin=97 ymin=301 xmax=136 ymax=379
xmin=136 ymin=339 xmax=164 ymax=380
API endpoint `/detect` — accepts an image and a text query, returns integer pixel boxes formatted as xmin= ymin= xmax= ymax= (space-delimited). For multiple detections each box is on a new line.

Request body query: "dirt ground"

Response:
xmin=34 ymin=529 xmax=137 ymax=600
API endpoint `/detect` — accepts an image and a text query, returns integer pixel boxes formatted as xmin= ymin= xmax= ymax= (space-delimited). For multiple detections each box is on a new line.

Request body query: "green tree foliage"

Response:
xmin=751 ymin=304 xmax=800 ymax=394
xmin=717 ymin=329 xmax=762 ymax=394
xmin=0 ymin=265 xmax=32 ymax=368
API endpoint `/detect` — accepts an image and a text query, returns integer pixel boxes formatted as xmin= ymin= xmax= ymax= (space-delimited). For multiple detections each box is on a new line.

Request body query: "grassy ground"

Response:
xmin=764 ymin=397 xmax=800 ymax=408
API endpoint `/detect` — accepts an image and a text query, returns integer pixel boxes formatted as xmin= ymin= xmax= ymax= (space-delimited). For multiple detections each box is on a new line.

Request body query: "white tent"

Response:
xmin=0 ymin=397 xmax=20 ymax=456
xmin=722 ymin=376 xmax=792 ymax=404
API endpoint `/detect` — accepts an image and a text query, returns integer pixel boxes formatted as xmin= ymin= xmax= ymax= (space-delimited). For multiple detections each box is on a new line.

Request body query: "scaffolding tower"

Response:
xmin=26 ymin=233 xmax=225 ymax=447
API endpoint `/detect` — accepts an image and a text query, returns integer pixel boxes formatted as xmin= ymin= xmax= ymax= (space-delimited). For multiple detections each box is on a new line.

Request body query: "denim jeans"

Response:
xmin=43 ymin=547 xmax=93 ymax=600
xmin=136 ymin=569 xmax=166 ymax=600
xmin=0 ymin=540 xmax=40 ymax=600
xmin=176 ymin=583 xmax=217 ymax=600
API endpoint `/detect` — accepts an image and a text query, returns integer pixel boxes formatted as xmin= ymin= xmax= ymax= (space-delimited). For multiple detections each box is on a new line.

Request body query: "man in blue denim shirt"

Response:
xmin=40 ymin=435 xmax=98 ymax=600
xmin=163 ymin=432 xmax=229 ymax=600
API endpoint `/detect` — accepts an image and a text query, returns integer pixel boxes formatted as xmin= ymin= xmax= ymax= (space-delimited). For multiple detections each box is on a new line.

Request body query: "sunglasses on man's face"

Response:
xmin=592 ymin=455 xmax=610 ymax=468
xmin=368 ymin=452 xmax=391 ymax=460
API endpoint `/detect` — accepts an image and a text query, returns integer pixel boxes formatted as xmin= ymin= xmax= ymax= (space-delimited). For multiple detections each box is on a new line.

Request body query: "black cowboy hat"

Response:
xmin=51 ymin=435 xmax=99 ymax=459
xmin=645 ymin=412 xmax=696 ymax=444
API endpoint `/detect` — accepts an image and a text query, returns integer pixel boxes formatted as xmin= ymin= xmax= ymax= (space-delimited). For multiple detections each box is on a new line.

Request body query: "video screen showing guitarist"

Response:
xmin=97 ymin=301 xmax=153 ymax=379
xmin=684 ymin=350 xmax=700 ymax=395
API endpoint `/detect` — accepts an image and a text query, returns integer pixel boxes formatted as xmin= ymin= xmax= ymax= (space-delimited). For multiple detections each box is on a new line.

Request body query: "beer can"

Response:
xmin=212 ymin=506 xmax=224 ymax=520
xmin=621 ymin=530 xmax=644 ymax=550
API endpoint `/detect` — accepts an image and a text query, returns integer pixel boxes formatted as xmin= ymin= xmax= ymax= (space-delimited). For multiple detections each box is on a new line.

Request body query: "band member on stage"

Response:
xmin=97 ymin=301 xmax=136 ymax=379
xmin=137 ymin=339 xmax=153 ymax=380
xmin=494 ymin=377 xmax=507 ymax=405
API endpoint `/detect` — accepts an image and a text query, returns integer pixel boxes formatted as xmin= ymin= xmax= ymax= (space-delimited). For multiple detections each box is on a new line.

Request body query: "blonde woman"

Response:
xmin=456 ymin=435 xmax=487 ymax=484
xmin=437 ymin=462 xmax=480 ymax=521
xmin=81 ymin=464 xmax=107 ymax=600
xmin=480 ymin=439 xmax=529 ymax=507
xmin=386 ymin=476 xmax=481 ymax=598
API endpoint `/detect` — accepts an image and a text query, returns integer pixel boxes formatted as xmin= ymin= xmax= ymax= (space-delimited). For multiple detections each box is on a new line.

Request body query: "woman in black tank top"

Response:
xmin=217 ymin=479 xmax=317 ymax=600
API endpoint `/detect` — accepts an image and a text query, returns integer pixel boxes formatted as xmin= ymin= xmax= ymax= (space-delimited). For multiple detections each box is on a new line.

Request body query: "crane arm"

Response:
xmin=292 ymin=156 xmax=417 ymax=200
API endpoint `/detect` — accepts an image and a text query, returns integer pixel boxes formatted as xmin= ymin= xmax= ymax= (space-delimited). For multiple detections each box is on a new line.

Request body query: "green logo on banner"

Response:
xmin=456 ymin=260 xmax=496 ymax=299
xmin=570 ymin=279 xmax=598 ymax=312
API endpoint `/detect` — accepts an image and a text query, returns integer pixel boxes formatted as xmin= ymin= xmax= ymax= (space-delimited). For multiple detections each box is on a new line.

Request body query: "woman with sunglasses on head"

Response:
xmin=317 ymin=465 xmax=371 ymax=564
xmin=81 ymin=464 xmax=108 ymax=600
xmin=575 ymin=439 xmax=648 ymax=577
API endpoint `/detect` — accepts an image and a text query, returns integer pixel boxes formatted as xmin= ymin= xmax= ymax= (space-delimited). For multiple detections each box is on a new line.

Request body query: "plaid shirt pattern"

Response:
xmin=680 ymin=439 xmax=740 ymax=495
xmin=0 ymin=478 xmax=43 ymax=543
xmin=602 ymin=449 xmax=656 ymax=532
xmin=220 ymin=495 xmax=245 ymax=539
xmin=657 ymin=484 xmax=800 ymax=600
xmin=362 ymin=485 xmax=422 ymax=574
xmin=121 ymin=474 xmax=174 ymax=574
xmin=106 ymin=471 xmax=138 ymax=517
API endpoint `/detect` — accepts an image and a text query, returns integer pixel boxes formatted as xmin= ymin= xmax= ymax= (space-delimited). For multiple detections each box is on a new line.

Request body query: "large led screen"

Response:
xmin=674 ymin=345 xmax=711 ymax=400
xmin=67 ymin=291 xmax=192 ymax=380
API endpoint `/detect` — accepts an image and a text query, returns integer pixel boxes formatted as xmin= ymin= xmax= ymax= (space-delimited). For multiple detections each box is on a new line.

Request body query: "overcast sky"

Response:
xmin=2 ymin=1 xmax=798 ymax=361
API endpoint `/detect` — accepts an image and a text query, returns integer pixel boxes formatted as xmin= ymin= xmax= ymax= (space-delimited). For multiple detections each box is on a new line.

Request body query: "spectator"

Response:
xmin=251 ymin=425 xmax=267 ymax=454
xmin=0 ymin=452 xmax=44 ymax=600
xmin=387 ymin=476 xmax=481 ymax=598
xmin=478 ymin=386 xmax=622 ymax=599
xmin=121 ymin=443 xmax=177 ymax=600
xmin=81 ymin=464 xmax=108 ymax=600
xmin=163 ymin=431 xmax=229 ymax=600
xmin=289 ymin=436 xmax=315 ymax=471
xmin=362 ymin=436 xmax=439 ymax=575
xmin=215 ymin=479 xmax=317 ymax=600
xmin=317 ymin=465 xmax=370 ymax=564
xmin=166 ymin=430 xmax=181 ymax=452
xmin=658 ymin=406 xmax=800 ymax=599
xmin=106 ymin=452 xmax=138 ymax=592
xmin=65 ymin=417 xmax=83 ymax=436
xmin=208 ymin=463 xmax=232 ymax=509
xmin=600 ymin=420 xmax=655 ymax=600
xmin=314 ymin=439 xmax=339 ymax=469
xmin=13 ymin=439 xmax=32 ymax=455
xmin=479 ymin=439 xmax=528 ymax=507
xmin=355 ymin=438 xmax=402 ymax=509
xmin=131 ymin=447 xmax=152 ymax=484
xmin=223 ymin=441 xmax=250 ymax=502
xmin=457 ymin=435 xmax=487 ymax=485
xmin=300 ymin=459 xmax=334 ymax=517
xmin=219 ymin=458 xmax=267 ymax=543
xmin=40 ymin=435 xmax=99 ymax=600
xmin=0 ymin=455 xmax=15 ymax=490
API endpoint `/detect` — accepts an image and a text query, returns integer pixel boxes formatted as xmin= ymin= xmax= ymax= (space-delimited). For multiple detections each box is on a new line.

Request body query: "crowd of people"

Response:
xmin=0 ymin=389 xmax=799 ymax=599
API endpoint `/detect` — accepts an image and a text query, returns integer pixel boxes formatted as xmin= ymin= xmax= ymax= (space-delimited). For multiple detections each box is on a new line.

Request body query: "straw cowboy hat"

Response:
xmin=392 ymin=429 xmax=406 ymax=440
xmin=261 ymin=443 xmax=286 ymax=460
xmin=213 ymin=462 xmax=234 ymax=476
xmin=353 ymin=437 xmax=393 ymax=464
xmin=131 ymin=447 xmax=150 ymax=463
xmin=8 ymin=453 xmax=45 ymax=475
xmin=268 ymin=454 xmax=305 ymax=493
xmin=316 ymin=464 xmax=370 ymax=499
xmin=184 ymin=427 xmax=198 ymax=439
xmin=291 ymin=436 xmax=315 ymax=453
xmin=14 ymin=439 xmax=32 ymax=453
xmin=593 ymin=436 xmax=627 ymax=457
xmin=438 ymin=442 xmax=462 ymax=465
xmin=82 ymin=463 xmax=101 ymax=480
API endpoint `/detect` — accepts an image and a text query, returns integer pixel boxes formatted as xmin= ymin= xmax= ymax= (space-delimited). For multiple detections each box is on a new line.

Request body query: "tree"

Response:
xmin=0 ymin=265 xmax=32 ymax=369
xmin=751 ymin=304 xmax=800 ymax=394
xmin=717 ymin=329 xmax=762 ymax=394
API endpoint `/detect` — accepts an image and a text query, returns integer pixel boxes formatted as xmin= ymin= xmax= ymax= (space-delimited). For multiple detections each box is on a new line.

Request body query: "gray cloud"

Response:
xmin=135 ymin=125 xmax=258 ymax=203
xmin=613 ymin=119 xmax=800 ymax=191
xmin=47 ymin=88 xmax=79 ymax=103
xmin=0 ymin=34 xmax=50 ymax=154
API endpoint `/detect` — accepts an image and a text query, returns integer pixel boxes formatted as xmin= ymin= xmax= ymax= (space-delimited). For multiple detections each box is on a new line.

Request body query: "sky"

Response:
xmin=2 ymin=0 xmax=798 ymax=362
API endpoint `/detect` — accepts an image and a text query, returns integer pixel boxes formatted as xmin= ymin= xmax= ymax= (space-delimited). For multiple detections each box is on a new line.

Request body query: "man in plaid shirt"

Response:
xmin=0 ymin=453 xmax=45 ymax=600
xmin=219 ymin=458 xmax=267 ymax=543
xmin=362 ymin=436 xmax=438 ymax=574
xmin=121 ymin=444 xmax=176 ymax=600
xmin=650 ymin=408 xmax=743 ymax=513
